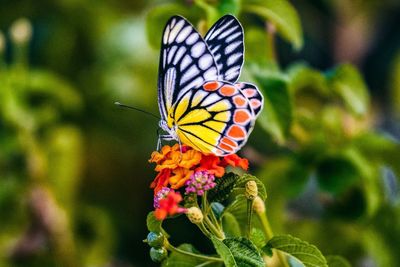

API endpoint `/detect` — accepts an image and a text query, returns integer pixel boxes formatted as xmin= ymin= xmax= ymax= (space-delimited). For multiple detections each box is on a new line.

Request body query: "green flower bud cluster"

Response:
xmin=145 ymin=232 xmax=167 ymax=262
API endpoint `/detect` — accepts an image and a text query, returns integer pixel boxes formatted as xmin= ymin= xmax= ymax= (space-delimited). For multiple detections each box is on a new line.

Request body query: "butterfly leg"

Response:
xmin=158 ymin=134 xmax=176 ymax=151
xmin=157 ymin=136 xmax=162 ymax=151
xmin=177 ymin=136 xmax=183 ymax=160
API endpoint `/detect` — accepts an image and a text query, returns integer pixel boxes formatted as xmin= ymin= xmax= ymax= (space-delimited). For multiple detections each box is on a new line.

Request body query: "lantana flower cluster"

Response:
xmin=149 ymin=144 xmax=248 ymax=220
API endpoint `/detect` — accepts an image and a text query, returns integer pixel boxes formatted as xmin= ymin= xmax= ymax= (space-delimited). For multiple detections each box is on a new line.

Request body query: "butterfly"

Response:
xmin=157 ymin=15 xmax=263 ymax=156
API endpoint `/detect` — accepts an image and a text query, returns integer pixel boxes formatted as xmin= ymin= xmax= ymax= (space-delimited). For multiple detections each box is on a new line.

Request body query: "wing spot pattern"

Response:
xmin=225 ymin=40 xmax=242 ymax=54
xmin=218 ymin=25 xmax=239 ymax=40
xmin=220 ymin=137 xmax=238 ymax=148
xmin=203 ymin=81 xmax=221 ymax=91
xmin=186 ymin=32 xmax=199 ymax=45
xmin=176 ymin=25 xmax=192 ymax=43
xmin=180 ymin=76 xmax=204 ymax=93
xmin=168 ymin=19 xmax=185 ymax=43
xmin=191 ymin=42 xmax=205 ymax=58
xmin=173 ymin=46 xmax=187 ymax=65
xmin=199 ymin=54 xmax=213 ymax=70
xmin=227 ymin=53 xmax=242 ymax=66
xmin=168 ymin=45 xmax=177 ymax=63
xmin=250 ymin=99 xmax=262 ymax=109
xmin=180 ymin=54 xmax=192 ymax=71
xmin=218 ymin=143 xmax=234 ymax=153
xmin=220 ymin=85 xmax=237 ymax=96
xmin=233 ymin=95 xmax=247 ymax=107
xmin=227 ymin=125 xmax=246 ymax=139
xmin=226 ymin=31 xmax=241 ymax=42
xmin=203 ymin=67 xmax=218 ymax=80
xmin=233 ymin=110 xmax=251 ymax=124
xmin=243 ymin=88 xmax=257 ymax=97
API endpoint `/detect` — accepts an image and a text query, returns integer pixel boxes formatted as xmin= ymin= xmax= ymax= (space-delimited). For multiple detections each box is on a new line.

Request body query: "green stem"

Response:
xmin=257 ymin=212 xmax=273 ymax=240
xmin=197 ymin=221 xmax=212 ymax=238
xmin=209 ymin=205 xmax=222 ymax=232
xmin=195 ymin=261 xmax=214 ymax=267
xmin=246 ymin=199 xmax=254 ymax=239
xmin=201 ymin=192 xmax=224 ymax=239
xmin=165 ymin=240 xmax=223 ymax=262
xmin=202 ymin=192 xmax=208 ymax=214
xmin=257 ymin=212 xmax=289 ymax=267
xmin=204 ymin=215 xmax=224 ymax=239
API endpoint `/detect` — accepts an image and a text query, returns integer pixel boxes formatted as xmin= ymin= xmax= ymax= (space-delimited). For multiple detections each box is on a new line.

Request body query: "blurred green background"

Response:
xmin=0 ymin=0 xmax=399 ymax=266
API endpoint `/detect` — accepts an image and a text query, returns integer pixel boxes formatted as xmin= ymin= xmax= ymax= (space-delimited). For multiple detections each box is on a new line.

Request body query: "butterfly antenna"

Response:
xmin=114 ymin=102 xmax=160 ymax=120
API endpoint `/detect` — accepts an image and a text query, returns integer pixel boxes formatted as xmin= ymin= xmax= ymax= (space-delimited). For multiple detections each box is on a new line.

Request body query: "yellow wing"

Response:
xmin=168 ymin=81 xmax=258 ymax=156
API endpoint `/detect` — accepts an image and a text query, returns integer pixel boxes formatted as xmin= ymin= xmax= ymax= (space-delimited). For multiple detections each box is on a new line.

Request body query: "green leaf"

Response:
xmin=222 ymin=212 xmax=242 ymax=237
xmin=316 ymin=155 xmax=360 ymax=195
xmin=244 ymin=28 xmax=270 ymax=65
xmin=208 ymin=172 xmax=239 ymax=203
xmin=147 ymin=212 xmax=161 ymax=232
xmin=250 ymin=228 xmax=266 ymax=249
xmin=253 ymin=73 xmax=292 ymax=144
xmin=287 ymin=63 xmax=330 ymax=96
xmin=327 ymin=64 xmax=370 ymax=116
xmin=284 ymin=158 xmax=310 ymax=196
xmin=223 ymin=237 xmax=264 ymax=267
xmin=267 ymin=235 xmax=328 ymax=267
xmin=243 ymin=0 xmax=303 ymax=50
xmin=162 ymin=244 xmax=220 ymax=267
xmin=211 ymin=236 xmax=237 ymax=267
xmin=27 ymin=70 xmax=83 ymax=111
xmin=146 ymin=4 xmax=189 ymax=49
xmin=234 ymin=174 xmax=267 ymax=200
xmin=223 ymin=195 xmax=248 ymax=226
xmin=353 ymin=133 xmax=400 ymax=181
xmin=218 ymin=0 xmax=241 ymax=16
xmin=194 ymin=0 xmax=220 ymax=28
xmin=326 ymin=255 xmax=352 ymax=267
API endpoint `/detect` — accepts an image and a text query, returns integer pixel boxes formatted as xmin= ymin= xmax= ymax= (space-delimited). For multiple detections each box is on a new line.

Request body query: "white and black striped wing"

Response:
xmin=158 ymin=16 xmax=219 ymax=120
xmin=204 ymin=15 xmax=244 ymax=84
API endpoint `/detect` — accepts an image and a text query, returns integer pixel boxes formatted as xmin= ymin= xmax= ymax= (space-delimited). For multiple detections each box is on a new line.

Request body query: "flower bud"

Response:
xmin=245 ymin=180 xmax=258 ymax=200
xmin=0 ymin=32 xmax=5 ymax=53
xmin=10 ymin=18 xmax=32 ymax=44
xmin=252 ymin=196 xmax=265 ymax=214
xmin=150 ymin=247 xmax=168 ymax=262
xmin=186 ymin=207 xmax=203 ymax=224
xmin=146 ymin=232 xmax=165 ymax=248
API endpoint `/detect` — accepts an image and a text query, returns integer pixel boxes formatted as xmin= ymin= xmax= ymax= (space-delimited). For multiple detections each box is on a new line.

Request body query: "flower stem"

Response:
xmin=246 ymin=199 xmax=254 ymax=239
xmin=197 ymin=221 xmax=212 ymax=238
xmin=165 ymin=239 xmax=223 ymax=262
xmin=257 ymin=212 xmax=289 ymax=267
xmin=201 ymin=192 xmax=224 ymax=239
xmin=195 ymin=261 xmax=214 ymax=267
xmin=204 ymin=215 xmax=224 ymax=239
xmin=201 ymin=192 xmax=208 ymax=214
xmin=209 ymin=205 xmax=222 ymax=232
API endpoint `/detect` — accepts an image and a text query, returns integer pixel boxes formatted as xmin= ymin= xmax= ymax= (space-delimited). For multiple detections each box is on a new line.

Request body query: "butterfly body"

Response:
xmin=157 ymin=15 xmax=263 ymax=156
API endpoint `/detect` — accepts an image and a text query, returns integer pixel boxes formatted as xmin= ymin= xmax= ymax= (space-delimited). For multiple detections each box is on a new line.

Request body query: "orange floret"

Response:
xmin=178 ymin=149 xmax=202 ymax=169
xmin=150 ymin=169 xmax=171 ymax=194
xmin=169 ymin=167 xmax=193 ymax=189
xmin=222 ymin=154 xmax=249 ymax=170
xmin=196 ymin=154 xmax=225 ymax=177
